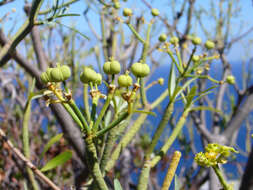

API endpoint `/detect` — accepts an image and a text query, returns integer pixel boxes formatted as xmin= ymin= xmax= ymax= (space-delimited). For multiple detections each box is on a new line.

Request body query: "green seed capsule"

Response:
xmin=46 ymin=68 xmax=53 ymax=81
xmin=80 ymin=67 xmax=95 ymax=84
xmin=123 ymin=8 xmax=132 ymax=17
xmin=60 ymin=65 xmax=71 ymax=80
xmin=118 ymin=74 xmax=132 ymax=87
xmin=131 ymin=62 xmax=143 ymax=77
xmin=205 ymin=40 xmax=215 ymax=49
xmin=131 ymin=62 xmax=150 ymax=78
xmin=159 ymin=34 xmax=167 ymax=42
xmin=110 ymin=60 xmax=121 ymax=74
xmin=95 ymin=73 xmax=102 ymax=85
xmin=192 ymin=37 xmax=202 ymax=45
xmin=151 ymin=8 xmax=159 ymax=16
xmin=114 ymin=2 xmax=120 ymax=9
xmin=51 ymin=68 xmax=64 ymax=82
xmin=40 ymin=72 xmax=50 ymax=84
xmin=226 ymin=75 xmax=235 ymax=84
xmin=192 ymin=55 xmax=200 ymax=62
xmin=103 ymin=61 xmax=111 ymax=74
xmin=141 ymin=64 xmax=150 ymax=77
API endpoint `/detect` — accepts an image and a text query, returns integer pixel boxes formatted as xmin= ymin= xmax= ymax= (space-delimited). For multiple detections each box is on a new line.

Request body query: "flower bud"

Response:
xmin=118 ymin=74 xmax=133 ymax=87
xmin=158 ymin=34 xmax=167 ymax=42
xmin=123 ymin=8 xmax=132 ymax=17
xmin=151 ymin=8 xmax=159 ymax=16
xmin=205 ymin=40 xmax=215 ymax=50
xmin=192 ymin=37 xmax=202 ymax=45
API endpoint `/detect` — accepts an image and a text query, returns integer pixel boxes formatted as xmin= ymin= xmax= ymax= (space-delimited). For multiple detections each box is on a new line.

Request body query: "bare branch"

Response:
xmin=0 ymin=128 xmax=61 ymax=190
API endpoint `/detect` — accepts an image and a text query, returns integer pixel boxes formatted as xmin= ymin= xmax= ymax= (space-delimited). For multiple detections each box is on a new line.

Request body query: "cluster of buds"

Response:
xmin=194 ymin=143 xmax=238 ymax=167
xmin=40 ymin=64 xmax=71 ymax=84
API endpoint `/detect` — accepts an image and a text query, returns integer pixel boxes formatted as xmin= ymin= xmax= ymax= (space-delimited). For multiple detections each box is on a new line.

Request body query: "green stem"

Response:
xmin=150 ymin=90 xmax=168 ymax=109
xmin=69 ymin=99 xmax=89 ymax=132
xmin=137 ymin=162 xmax=151 ymax=190
xmin=23 ymin=100 xmax=39 ymax=190
xmin=150 ymin=108 xmax=190 ymax=167
xmin=105 ymin=113 xmax=147 ymax=172
xmin=167 ymin=50 xmax=182 ymax=73
xmin=91 ymin=95 xmax=99 ymax=127
xmin=212 ymin=165 xmax=233 ymax=190
xmin=39 ymin=0 xmax=79 ymax=15
xmin=83 ymin=84 xmax=91 ymax=122
xmin=126 ymin=23 xmax=145 ymax=44
xmin=146 ymin=101 xmax=174 ymax=158
xmin=139 ymin=21 xmax=152 ymax=106
xmin=93 ymin=94 xmax=113 ymax=132
xmin=95 ymin=112 xmax=129 ymax=138
xmin=62 ymin=103 xmax=84 ymax=131
xmin=100 ymin=10 xmax=108 ymax=61
xmin=85 ymin=135 xmax=109 ymax=190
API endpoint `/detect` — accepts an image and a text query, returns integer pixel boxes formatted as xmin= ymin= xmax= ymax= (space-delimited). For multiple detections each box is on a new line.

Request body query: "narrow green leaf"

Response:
xmin=186 ymin=86 xmax=197 ymax=108
xmin=40 ymin=133 xmax=63 ymax=160
xmin=168 ymin=63 xmax=176 ymax=98
xmin=114 ymin=179 xmax=123 ymax=190
xmin=172 ymin=77 xmax=197 ymax=99
xmin=53 ymin=21 xmax=89 ymax=40
xmin=40 ymin=150 xmax=72 ymax=172
xmin=54 ymin=13 xmax=80 ymax=19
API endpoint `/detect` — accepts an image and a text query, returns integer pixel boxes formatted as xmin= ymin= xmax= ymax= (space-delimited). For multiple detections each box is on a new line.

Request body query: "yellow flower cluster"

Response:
xmin=194 ymin=143 xmax=238 ymax=167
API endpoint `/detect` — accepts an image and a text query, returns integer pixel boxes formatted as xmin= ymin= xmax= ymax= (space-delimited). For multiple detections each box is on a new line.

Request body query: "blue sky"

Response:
xmin=0 ymin=0 xmax=253 ymax=62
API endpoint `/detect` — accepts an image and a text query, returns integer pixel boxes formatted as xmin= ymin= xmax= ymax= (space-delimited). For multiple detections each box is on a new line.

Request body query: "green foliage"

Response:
xmin=40 ymin=150 xmax=72 ymax=172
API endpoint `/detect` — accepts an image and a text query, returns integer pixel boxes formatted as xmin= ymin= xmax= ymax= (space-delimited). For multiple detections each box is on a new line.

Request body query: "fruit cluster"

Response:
xmin=40 ymin=65 xmax=71 ymax=84
xmin=80 ymin=67 xmax=102 ymax=85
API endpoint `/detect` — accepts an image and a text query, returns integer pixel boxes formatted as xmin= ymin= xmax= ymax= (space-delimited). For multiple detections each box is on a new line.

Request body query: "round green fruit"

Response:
xmin=192 ymin=55 xmax=200 ymax=62
xmin=192 ymin=37 xmax=202 ymax=45
xmin=131 ymin=62 xmax=150 ymax=78
xmin=60 ymin=65 xmax=71 ymax=80
xmin=170 ymin=36 xmax=179 ymax=45
xmin=103 ymin=61 xmax=111 ymax=74
xmin=205 ymin=40 xmax=215 ymax=50
xmin=159 ymin=34 xmax=167 ymax=42
xmin=40 ymin=72 xmax=50 ymax=84
xmin=51 ymin=68 xmax=64 ymax=82
xmin=151 ymin=8 xmax=159 ymax=16
xmin=118 ymin=74 xmax=132 ymax=87
xmin=110 ymin=60 xmax=121 ymax=74
xmin=123 ymin=8 xmax=132 ymax=17
xmin=141 ymin=63 xmax=150 ymax=77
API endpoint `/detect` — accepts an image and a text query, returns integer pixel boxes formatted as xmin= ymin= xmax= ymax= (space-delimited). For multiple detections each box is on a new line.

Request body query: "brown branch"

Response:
xmin=0 ymin=128 xmax=61 ymax=190
xmin=0 ymin=29 xmax=86 ymax=163
xmin=222 ymin=85 xmax=253 ymax=144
